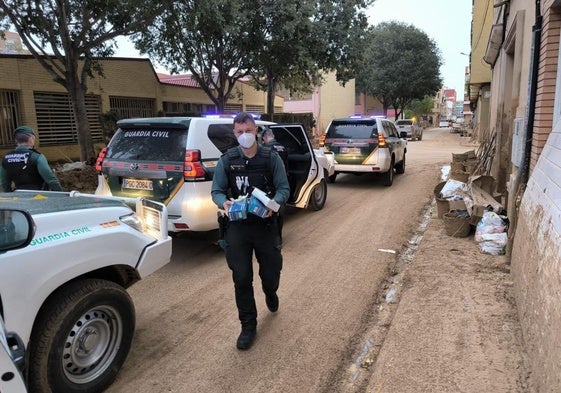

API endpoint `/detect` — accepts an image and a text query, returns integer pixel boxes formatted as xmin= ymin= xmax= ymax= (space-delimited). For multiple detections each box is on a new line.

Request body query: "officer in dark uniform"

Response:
xmin=211 ymin=112 xmax=290 ymax=350
xmin=0 ymin=126 xmax=63 ymax=192
xmin=261 ymin=128 xmax=288 ymax=171
xmin=261 ymin=128 xmax=289 ymax=243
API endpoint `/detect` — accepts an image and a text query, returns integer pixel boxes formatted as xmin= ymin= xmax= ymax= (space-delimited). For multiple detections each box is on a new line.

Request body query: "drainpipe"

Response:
xmin=508 ymin=0 xmax=542 ymax=257
xmin=521 ymin=0 xmax=542 ymax=186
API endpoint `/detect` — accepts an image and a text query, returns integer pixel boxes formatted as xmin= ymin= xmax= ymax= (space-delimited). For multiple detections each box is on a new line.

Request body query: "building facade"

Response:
xmin=473 ymin=0 xmax=561 ymax=390
xmin=0 ymin=54 xmax=284 ymax=161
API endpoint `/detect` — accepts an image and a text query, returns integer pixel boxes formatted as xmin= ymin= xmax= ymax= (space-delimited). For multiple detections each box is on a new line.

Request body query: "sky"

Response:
xmin=114 ymin=0 xmax=472 ymax=97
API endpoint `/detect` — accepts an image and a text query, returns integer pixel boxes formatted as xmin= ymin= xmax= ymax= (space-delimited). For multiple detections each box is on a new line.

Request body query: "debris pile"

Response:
xmin=433 ymin=151 xmax=508 ymax=254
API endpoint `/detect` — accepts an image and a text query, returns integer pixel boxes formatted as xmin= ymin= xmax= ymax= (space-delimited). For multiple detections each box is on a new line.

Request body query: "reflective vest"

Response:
xmin=2 ymin=149 xmax=45 ymax=190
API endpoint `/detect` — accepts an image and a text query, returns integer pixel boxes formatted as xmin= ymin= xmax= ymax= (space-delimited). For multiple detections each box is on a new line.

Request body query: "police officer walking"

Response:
xmin=211 ymin=112 xmax=290 ymax=350
xmin=0 ymin=126 xmax=63 ymax=192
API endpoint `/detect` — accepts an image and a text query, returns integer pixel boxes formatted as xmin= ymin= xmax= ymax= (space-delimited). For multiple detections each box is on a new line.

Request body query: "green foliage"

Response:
xmin=250 ymin=0 xmax=371 ymax=114
xmin=133 ymin=0 xmax=257 ymax=112
xmin=404 ymin=96 xmax=436 ymax=118
xmin=0 ymin=0 xmax=164 ymax=162
xmin=356 ymin=22 xmax=443 ymax=120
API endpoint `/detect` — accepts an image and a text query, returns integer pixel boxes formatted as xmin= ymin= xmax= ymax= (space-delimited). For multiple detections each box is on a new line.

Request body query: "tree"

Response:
xmin=249 ymin=0 xmax=371 ymax=115
xmin=133 ymin=0 xmax=259 ymax=113
xmin=0 ymin=0 xmax=163 ymax=163
xmin=405 ymin=96 xmax=436 ymax=119
xmin=356 ymin=22 xmax=442 ymax=120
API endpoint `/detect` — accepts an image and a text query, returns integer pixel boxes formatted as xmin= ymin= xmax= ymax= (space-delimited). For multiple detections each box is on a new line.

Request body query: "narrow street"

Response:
xmin=107 ymin=128 xmax=528 ymax=393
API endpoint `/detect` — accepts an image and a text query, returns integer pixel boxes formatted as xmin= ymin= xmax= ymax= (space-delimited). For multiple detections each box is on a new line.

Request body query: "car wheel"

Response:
xmin=28 ymin=279 xmax=135 ymax=393
xmin=328 ymin=172 xmax=337 ymax=184
xmin=395 ymin=153 xmax=406 ymax=174
xmin=308 ymin=179 xmax=327 ymax=210
xmin=382 ymin=159 xmax=394 ymax=186
xmin=418 ymin=131 xmax=423 ymax=141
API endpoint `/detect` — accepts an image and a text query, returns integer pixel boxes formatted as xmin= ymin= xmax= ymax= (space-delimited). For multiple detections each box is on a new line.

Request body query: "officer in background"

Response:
xmin=261 ymin=128 xmax=288 ymax=243
xmin=0 ymin=126 xmax=63 ymax=192
xmin=261 ymin=128 xmax=288 ymax=171
xmin=211 ymin=112 xmax=290 ymax=350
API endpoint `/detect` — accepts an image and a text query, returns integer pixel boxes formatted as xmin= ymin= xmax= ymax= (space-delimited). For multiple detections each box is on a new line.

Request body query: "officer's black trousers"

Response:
xmin=224 ymin=218 xmax=282 ymax=329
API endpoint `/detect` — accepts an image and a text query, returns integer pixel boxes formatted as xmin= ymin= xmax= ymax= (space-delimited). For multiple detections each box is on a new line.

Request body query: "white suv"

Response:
xmin=0 ymin=191 xmax=171 ymax=393
xmin=395 ymin=118 xmax=423 ymax=141
xmin=95 ymin=117 xmax=334 ymax=233
xmin=320 ymin=116 xmax=407 ymax=186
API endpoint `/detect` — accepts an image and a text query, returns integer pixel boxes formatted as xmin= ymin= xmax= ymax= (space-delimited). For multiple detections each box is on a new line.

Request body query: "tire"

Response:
xmin=328 ymin=172 xmax=337 ymax=184
xmin=382 ymin=159 xmax=394 ymax=186
xmin=308 ymin=179 xmax=327 ymax=210
xmin=418 ymin=131 xmax=423 ymax=141
xmin=395 ymin=153 xmax=406 ymax=174
xmin=28 ymin=279 xmax=135 ymax=393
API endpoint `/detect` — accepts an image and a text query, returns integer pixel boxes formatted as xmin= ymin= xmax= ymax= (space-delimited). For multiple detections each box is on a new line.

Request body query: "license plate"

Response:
xmin=340 ymin=147 xmax=361 ymax=154
xmin=122 ymin=178 xmax=153 ymax=190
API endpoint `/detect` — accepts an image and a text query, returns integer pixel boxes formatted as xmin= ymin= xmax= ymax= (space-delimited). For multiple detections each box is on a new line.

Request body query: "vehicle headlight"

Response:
xmin=135 ymin=198 xmax=167 ymax=240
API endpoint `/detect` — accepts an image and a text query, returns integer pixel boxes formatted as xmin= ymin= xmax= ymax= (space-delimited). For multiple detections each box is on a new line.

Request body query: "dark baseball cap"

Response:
xmin=13 ymin=126 xmax=35 ymax=136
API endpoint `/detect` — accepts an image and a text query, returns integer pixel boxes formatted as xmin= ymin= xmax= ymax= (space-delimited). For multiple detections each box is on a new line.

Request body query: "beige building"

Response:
xmin=283 ymin=72 xmax=357 ymax=136
xmin=0 ymin=54 xmax=284 ymax=161
xmin=473 ymin=0 xmax=561 ymax=390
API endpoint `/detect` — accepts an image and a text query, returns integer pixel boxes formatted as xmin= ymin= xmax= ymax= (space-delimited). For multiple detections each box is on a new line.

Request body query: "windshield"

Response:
xmin=107 ymin=127 xmax=188 ymax=161
xmin=396 ymin=120 xmax=412 ymax=125
xmin=326 ymin=120 xmax=378 ymax=139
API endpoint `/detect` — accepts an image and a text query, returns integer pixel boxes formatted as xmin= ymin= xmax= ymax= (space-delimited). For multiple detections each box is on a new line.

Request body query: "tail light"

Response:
xmin=95 ymin=147 xmax=107 ymax=172
xmin=378 ymin=134 xmax=388 ymax=148
xmin=184 ymin=149 xmax=206 ymax=180
xmin=319 ymin=133 xmax=327 ymax=147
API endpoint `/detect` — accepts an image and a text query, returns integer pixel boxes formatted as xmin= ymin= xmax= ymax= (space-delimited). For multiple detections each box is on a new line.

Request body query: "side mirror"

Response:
xmin=399 ymin=131 xmax=408 ymax=139
xmin=0 ymin=210 xmax=35 ymax=252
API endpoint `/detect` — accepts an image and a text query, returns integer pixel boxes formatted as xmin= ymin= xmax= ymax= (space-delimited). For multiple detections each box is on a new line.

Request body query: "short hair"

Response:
xmin=233 ymin=112 xmax=256 ymax=126
xmin=262 ymin=129 xmax=274 ymax=138
xmin=15 ymin=133 xmax=32 ymax=144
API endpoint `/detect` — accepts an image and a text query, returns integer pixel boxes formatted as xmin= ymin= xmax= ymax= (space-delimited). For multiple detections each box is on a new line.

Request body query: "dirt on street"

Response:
xmin=66 ymin=127 xmax=528 ymax=393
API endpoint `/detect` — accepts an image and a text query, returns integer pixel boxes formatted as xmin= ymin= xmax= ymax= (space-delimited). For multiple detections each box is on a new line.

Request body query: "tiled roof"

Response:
xmin=158 ymin=74 xmax=202 ymax=88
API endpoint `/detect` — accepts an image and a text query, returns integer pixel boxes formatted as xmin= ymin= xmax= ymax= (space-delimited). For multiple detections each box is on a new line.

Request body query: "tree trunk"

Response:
xmin=67 ymin=74 xmax=95 ymax=164
xmin=266 ymin=71 xmax=277 ymax=116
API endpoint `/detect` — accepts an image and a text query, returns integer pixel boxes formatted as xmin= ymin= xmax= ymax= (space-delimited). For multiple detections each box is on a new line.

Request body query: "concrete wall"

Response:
xmin=509 ymin=1 xmax=561 ymax=391
xmin=317 ymin=72 xmax=356 ymax=133
xmin=511 ymin=124 xmax=561 ymax=392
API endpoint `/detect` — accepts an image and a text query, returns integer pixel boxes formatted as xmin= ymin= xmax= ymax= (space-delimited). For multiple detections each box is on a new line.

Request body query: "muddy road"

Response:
xmin=107 ymin=127 xmax=472 ymax=393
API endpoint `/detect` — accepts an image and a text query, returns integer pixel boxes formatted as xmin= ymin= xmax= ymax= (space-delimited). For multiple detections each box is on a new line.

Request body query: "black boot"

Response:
xmin=265 ymin=293 xmax=279 ymax=312
xmin=236 ymin=328 xmax=256 ymax=350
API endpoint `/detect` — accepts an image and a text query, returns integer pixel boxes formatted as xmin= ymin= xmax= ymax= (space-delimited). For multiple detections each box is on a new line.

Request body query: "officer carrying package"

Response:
xmin=216 ymin=146 xmax=281 ymax=247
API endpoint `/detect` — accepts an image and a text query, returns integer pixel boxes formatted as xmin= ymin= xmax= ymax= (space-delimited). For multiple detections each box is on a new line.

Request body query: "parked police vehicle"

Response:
xmin=95 ymin=116 xmax=334 ymax=233
xmin=0 ymin=191 xmax=171 ymax=393
xmin=320 ymin=116 xmax=407 ymax=186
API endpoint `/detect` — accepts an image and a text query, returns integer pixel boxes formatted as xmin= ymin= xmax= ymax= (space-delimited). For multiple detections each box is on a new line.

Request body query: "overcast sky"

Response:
xmin=114 ymin=0 xmax=472 ymax=98
xmin=366 ymin=0 xmax=472 ymax=97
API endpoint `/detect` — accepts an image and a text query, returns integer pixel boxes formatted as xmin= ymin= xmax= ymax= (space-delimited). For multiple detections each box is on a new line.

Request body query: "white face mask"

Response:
xmin=237 ymin=133 xmax=255 ymax=149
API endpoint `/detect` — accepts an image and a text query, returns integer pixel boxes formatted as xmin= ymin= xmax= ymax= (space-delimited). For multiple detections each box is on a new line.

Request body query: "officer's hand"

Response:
xmin=222 ymin=200 xmax=233 ymax=214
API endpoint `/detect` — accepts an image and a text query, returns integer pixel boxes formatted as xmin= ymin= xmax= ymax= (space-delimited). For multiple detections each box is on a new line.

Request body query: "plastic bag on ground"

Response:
xmin=475 ymin=211 xmax=507 ymax=255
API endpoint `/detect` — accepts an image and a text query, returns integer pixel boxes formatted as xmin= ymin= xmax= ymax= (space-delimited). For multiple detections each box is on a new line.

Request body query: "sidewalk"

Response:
xmin=363 ymin=203 xmax=531 ymax=392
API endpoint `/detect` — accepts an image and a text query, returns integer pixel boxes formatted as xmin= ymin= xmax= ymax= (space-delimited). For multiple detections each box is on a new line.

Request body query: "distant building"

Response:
xmin=0 ymin=31 xmax=28 ymax=54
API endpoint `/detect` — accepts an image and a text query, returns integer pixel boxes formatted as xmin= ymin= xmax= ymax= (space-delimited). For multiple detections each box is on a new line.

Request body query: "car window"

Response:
xmin=382 ymin=121 xmax=395 ymax=137
xmin=107 ymin=126 xmax=188 ymax=161
xmin=326 ymin=120 xmax=378 ymax=139
xmin=396 ymin=120 xmax=412 ymax=126
xmin=208 ymin=123 xmax=239 ymax=153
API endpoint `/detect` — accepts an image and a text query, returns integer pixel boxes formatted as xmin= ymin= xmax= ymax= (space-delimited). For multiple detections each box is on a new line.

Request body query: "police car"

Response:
xmin=0 ymin=191 xmax=172 ymax=393
xmin=95 ymin=117 xmax=335 ymax=233
xmin=320 ymin=116 xmax=407 ymax=186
